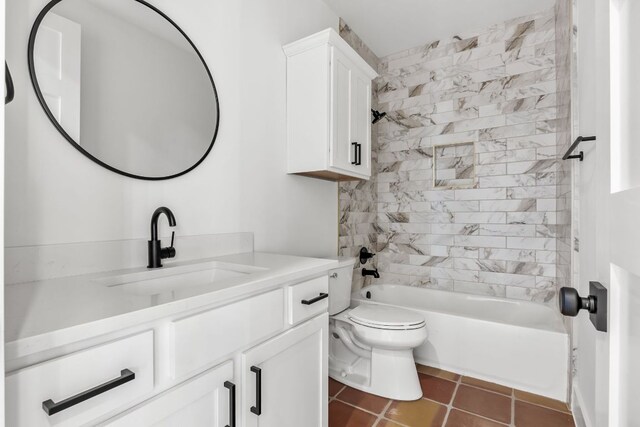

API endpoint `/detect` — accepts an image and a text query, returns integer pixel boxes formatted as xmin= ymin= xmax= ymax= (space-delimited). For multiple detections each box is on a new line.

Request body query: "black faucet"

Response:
xmin=362 ymin=268 xmax=380 ymax=279
xmin=360 ymin=247 xmax=375 ymax=264
xmin=148 ymin=207 xmax=177 ymax=268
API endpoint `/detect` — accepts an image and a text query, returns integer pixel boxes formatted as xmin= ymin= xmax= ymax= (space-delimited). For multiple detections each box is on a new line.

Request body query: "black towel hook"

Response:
xmin=563 ymin=136 xmax=596 ymax=161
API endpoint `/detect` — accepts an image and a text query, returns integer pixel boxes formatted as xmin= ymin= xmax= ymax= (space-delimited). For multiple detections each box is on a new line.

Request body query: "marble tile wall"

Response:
xmin=338 ymin=20 xmax=380 ymax=291
xmin=554 ymin=0 xmax=574 ymax=299
xmin=433 ymin=142 xmax=476 ymax=188
xmin=373 ymin=8 xmax=563 ymax=304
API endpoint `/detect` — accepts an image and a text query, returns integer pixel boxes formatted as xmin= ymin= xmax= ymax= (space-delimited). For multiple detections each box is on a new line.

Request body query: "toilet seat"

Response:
xmin=348 ymin=304 xmax=426 ymax=330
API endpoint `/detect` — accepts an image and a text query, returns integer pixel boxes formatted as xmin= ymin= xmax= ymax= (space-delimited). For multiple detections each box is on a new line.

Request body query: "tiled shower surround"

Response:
xmin=338 ymin=19 xmax=380 ymax=291
xmin=339 ymin=7 xmax=572 ymax=304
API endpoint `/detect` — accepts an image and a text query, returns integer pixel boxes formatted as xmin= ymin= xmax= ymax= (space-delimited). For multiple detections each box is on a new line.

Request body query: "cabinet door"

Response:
xmin=102 ymin=361 xmax=235 ymax=427
xmin=329 ymin=47 xmax=357 ymax=174
xmin=350 ymin=68 xmax=372 ymax=177
xmin=242 ymin=314 xmax=328 ymax=427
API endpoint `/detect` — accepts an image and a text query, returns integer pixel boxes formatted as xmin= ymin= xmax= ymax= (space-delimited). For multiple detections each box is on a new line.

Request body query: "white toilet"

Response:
xmin=328 ymin=258 xmax=428 ymax=401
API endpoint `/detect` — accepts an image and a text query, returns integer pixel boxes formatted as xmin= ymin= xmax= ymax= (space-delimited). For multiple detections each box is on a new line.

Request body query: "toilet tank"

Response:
xmin=328 ymin=257 xmax=357 ymax=315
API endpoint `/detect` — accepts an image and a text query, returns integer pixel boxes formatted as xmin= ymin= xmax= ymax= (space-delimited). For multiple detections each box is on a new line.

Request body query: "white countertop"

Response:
xmin=5 ymin=252 xmax=339 ymax=361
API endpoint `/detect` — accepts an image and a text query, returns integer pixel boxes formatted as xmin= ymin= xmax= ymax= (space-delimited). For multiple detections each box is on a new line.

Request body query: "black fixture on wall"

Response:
xmin=5 ymin=62 xmax=14 ymax=105
xmin=563 ymin=135 xmax=596 ymax=161
xmin=362 ymin=268 xmax=380 ymax=278
xmin=371 ymin=109 xmax=386 ymax=124
xmin=360 ymin=247 xmax=375 ymax=264
xmin=147 ymin=207 xmax=177 ymax=268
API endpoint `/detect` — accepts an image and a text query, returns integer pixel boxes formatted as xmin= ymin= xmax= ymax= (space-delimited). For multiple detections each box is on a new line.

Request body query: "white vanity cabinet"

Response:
xmin=7 ymin=273 xmax=331 ymax=427
xmin=102 ymin=361 xmax=235 ymax=427
xmin=242 ymin=314 xmax=327 ymax=427
xmin=283 ymin=28 xmax=378 ymax=181
xmin=6 ymin=331 xmax=155 ymax=427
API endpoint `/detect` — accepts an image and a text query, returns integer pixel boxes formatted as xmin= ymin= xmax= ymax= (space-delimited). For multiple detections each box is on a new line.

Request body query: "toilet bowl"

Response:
xmin=327 ymin=258 xmax=427 ymax=401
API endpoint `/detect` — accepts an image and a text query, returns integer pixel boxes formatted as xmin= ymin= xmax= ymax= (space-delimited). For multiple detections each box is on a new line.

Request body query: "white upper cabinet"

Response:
xmin=283 ymin=28 xmax=378 ymax=181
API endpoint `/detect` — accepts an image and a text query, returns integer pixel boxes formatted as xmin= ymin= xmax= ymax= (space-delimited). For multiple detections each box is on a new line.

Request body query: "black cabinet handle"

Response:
xmin=301 ymin=292 xmax=329 ymax=305
xmin=224 ymin=381 xmax=236 ymax=427
xmin=351 ymin=142 xmax=358 ymax=165
xmin=5 ymin=62 xmax=15 ymax=105
xmin=356 ymin=143 xmax=362 ymax=165
xmin=42 ymin=369 xmax=135 ymax=416
xmin=250 ymin=366 xmax=262 ymax=416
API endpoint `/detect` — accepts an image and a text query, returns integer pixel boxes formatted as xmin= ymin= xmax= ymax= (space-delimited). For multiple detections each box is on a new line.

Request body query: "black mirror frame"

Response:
xmin=27 ymin=0 xmax=220 ymax=180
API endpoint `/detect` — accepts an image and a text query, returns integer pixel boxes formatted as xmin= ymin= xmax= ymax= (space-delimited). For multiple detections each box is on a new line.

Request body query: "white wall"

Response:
xmin=5 ymin=0 xmax=340 ymax=258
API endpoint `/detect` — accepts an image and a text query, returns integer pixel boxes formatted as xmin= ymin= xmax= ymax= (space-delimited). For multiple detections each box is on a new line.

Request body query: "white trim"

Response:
xmin=283 ymin=28 xmax=378 ymax=79
xmin=572 ymin=382 xmax=594 ymax=427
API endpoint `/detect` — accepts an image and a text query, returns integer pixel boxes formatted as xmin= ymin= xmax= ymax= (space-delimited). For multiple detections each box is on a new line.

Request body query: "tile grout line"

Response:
xmin=332 ymin=397 xmax=390 ymax=419
xmin=328 ymin=384 xmax=346 ymax=405
xmin=441 ymin=375 xmax=462 ymax=425
xmin=456 ymin=377 xmax=573 ymax=416
xmin=334 ymin=395 xmax=412 ymax=427
xmin=511 ymin=387 xmax=516 ymax=427
xmin=418 ymin=373 xmax=513 ymax=426
xmin=456 ymin=381 xmax=511 ymax=398
xmin=372 ymin=399 xmax=396 ymax=427
xmin=436 ymin=375 xmax=513 ymax=426
xmin=432 ymin=375 xmax=512 ymax=427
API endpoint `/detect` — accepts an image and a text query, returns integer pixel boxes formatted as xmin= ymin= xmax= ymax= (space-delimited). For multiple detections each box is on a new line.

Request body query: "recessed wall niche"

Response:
xmin=432 ymin=141 xmax=476 ymax=189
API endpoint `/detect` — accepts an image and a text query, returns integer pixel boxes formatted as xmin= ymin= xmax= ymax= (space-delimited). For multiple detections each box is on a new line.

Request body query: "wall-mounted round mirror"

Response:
xmin=28 ymin=0 xmax=219 ymax=180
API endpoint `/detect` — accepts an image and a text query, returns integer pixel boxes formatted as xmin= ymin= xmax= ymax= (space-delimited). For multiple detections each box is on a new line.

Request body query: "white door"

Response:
xmin=241 ymin=314 xmax=327 ymax=427
xmin=330 ymin=48 xmax=356 ymax=175
xmin=575 ymin=0 xmax=640 ymax=426
xmin=101 ymin=361 xmax=234 ymax=427
xmin=608 ymin=0 xmax=640 ymax=425
xmin=350 ymin=68 xmax=372 ymax=177
xmin=33 ymin=12 xmax=81 ymax=142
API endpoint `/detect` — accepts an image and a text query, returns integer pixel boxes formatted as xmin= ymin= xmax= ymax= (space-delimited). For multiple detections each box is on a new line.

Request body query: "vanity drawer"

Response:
xmin=288 ymin=276 xmax=329 ymax=325
xmin=6 ymin=331 xmax=154 ymax=427
xmin=170 ymin=288 xmax=284 ymax=378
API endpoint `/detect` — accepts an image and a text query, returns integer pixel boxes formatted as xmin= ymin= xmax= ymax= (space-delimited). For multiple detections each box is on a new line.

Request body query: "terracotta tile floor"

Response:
xmin=328 ymin=365 xmax=575 ymax=427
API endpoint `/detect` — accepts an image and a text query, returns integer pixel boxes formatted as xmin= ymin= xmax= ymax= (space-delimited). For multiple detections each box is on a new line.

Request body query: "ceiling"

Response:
xmin=323 ymin=0 xmax=556 ymax=57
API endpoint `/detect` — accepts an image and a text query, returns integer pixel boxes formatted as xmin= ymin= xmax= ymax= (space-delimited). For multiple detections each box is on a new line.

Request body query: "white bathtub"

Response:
xmin=353 ymin=285 xmax=570 ymax=401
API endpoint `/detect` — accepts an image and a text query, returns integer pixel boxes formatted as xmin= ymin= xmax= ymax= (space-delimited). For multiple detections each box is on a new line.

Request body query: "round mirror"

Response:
xmin=28 ymin=0 xmax=219 ymax=180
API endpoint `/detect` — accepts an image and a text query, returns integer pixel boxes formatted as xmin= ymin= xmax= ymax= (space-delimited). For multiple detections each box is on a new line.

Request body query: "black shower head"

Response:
xmin=371 ymin=109 xmax=387 ymax=124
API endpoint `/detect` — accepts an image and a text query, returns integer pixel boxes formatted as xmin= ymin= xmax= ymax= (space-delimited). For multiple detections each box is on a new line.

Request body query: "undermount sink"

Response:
xmin=93 ymin=261 xmax=267 ymax=295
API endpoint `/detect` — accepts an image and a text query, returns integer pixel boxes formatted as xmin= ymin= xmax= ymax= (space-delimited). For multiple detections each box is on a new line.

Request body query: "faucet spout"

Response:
xmin=150 ymin=207 xmax=176 ymax=241
xmin=148 ymin=207 xmax=177 ymax=268
xmin=362 ymin=268 xmax=380 ymax=279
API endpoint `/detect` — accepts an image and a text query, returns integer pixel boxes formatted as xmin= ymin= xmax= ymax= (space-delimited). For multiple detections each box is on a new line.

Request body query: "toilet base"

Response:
xmin=329 ymin=346 xmax=423 ymax=401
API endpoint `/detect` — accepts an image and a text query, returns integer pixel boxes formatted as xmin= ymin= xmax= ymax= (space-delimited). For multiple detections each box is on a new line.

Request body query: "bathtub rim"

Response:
xmin=352 ymin=284 xmax=568 ymax=335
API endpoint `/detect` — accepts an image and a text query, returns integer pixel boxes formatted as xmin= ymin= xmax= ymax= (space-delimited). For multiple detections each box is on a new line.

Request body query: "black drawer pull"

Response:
xmin=224 ymin=381 xmax=236 ymax=427
xmin=301 ymin=293 xmax=329 ymax=305
xmin=250 ymin=366 xmax=262 ymax=416
xmin=42 ymin=369 xmax=135 ymax=416
xmin=356 ymin=143 xmax=362 ymax=165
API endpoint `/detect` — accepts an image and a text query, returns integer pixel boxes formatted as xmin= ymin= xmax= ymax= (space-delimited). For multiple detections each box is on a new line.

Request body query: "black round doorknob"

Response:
xmin=559 ymin=287 xmax=596 ymax=317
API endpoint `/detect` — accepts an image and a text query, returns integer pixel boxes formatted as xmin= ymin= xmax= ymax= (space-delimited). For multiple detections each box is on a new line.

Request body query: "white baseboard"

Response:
xmin=572 ymin=383 xmax=593 ymax=427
